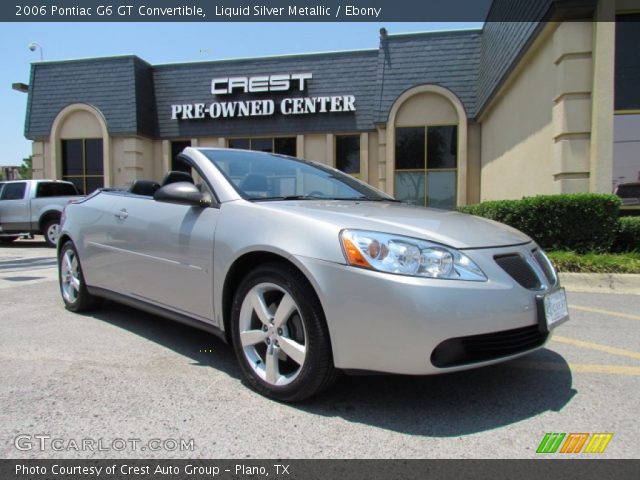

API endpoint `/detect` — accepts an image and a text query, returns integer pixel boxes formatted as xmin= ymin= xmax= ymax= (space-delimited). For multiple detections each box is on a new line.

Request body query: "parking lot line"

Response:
xmin=512 ymin=361 xmax=640 ymax=376
xmin=569 ymin=304 xmax=640 ymax=321
xmin=552 ymin=335 xmax=640 ymax=360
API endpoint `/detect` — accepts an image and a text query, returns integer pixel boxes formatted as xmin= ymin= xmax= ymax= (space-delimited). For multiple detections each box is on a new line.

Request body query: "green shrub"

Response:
xmin=458 ymin=193 xmax=621 ymax=253
xmin=547 ymin=251 xmax=640 ymax=273
xmin=612 ymin=217 xmax=640 ymax=252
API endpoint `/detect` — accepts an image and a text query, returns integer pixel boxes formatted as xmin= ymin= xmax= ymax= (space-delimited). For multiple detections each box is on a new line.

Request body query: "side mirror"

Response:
xmin=153 ymin=182 xmax=212 ymax=207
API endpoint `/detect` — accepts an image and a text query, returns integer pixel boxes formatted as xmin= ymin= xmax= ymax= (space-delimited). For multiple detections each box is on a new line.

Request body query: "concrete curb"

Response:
xmin=559 ymin=272 xmax=640 ymax=295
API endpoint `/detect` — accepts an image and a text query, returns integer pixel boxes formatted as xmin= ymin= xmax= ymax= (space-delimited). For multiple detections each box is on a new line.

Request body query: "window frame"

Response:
xmin=61 ymin=138 xmax=104 ymax=195
xmin=394 ymin=124 xmax=459 ymax=208
xmin=226 ymin=136 xmax=297 ymax=157
xmin=334 ymin=133 xmax=362 ymax=178
xmin=614 ymin=13 xmax=640 ymax=113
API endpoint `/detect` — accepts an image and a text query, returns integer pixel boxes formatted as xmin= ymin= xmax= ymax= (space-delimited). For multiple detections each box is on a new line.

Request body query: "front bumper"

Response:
xmin=295 ymin=242 xmax=561 ymax=375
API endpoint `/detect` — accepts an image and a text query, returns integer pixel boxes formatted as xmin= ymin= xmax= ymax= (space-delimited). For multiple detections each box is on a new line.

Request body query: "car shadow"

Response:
xmin=0 ymin=256 xmax=57 ymax=270
xmin=84 ymin=302 xmax=576 ymax=437
xmin=301 ymin=348 xmax=576 ymax=437
xmin=0 ymin=238 xmax=49 ymax=248
xmin=84 ymin=301 xmax=241 ymax=378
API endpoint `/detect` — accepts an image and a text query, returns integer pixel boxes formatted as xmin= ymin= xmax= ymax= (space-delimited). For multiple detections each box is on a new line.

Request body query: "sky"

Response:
xmin=0 ymin=22 xmax=482 ymax=167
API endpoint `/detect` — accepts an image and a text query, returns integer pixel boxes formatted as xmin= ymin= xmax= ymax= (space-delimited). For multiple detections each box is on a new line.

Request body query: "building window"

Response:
xmin=613 ymin=16 xmax=640 ymax=202
xmin=61 ymin=139 xmax=104 ymax=195
xmin=228 ymin=137 xmax=297 ymax=156
xmin=615 ymin=14 xmax=640 ymax=111
xmin=171 ymin=140 xmax=192 ymax=173
xmin=335 ymin=135 xmax=360 ymax=176
xmin=394 ymin=125 xmax=457 ymax=209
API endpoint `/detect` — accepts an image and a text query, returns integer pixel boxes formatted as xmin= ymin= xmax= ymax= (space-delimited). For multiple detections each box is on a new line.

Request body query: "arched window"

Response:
xmin=50 ymin=104 xmax=110 ymax=193
xmin=386 ymin=85 xmax=468 ymax=208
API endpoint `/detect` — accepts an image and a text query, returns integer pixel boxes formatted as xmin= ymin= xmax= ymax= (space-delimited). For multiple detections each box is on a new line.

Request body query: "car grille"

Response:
xmin=494 ymin=249 xmax=558 ymax=290
xmin=431 ymin=325 xmax=548 ymax=368
xmin=494 ymin=254 xmax=541 ymax=289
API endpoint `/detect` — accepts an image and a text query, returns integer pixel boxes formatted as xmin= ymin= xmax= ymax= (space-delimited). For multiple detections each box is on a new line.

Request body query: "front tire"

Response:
xmin=230 ymin=263 xmax=337 ymax=402
xmin=43 ymin=218 xmax=61 ymax=247
xmin=59 ymin=241 xmax=100 ymax=312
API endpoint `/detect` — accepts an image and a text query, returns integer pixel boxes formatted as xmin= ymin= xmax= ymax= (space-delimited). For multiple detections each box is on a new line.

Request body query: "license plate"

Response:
xmin=542 ymin=288 xmax=569 ymax=329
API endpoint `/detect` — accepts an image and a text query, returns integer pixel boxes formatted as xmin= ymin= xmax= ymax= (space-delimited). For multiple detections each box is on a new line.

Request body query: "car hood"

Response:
xmin=258 ymin=200 xmax=532 ymax=249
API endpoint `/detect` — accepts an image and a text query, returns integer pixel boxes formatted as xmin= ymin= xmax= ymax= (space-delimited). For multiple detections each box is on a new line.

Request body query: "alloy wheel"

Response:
xmin=60 ymin=249 xmax=81 ymax=304
xmin=238 ymin=282 xmax=307 ymax=386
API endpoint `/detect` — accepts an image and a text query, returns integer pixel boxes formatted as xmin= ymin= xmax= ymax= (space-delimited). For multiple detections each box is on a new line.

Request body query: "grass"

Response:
xmin=547 ymin=251 xmax=640 ymax=274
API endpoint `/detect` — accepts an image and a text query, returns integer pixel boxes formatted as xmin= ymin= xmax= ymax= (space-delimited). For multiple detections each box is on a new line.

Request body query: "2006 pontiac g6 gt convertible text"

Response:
xmin=58 ymin=148 xmax=569 ymax=401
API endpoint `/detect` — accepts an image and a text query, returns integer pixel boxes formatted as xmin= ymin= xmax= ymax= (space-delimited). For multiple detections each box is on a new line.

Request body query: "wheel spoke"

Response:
xmin=265 ymin=344 xmax=280 ymax=384
xmin=249 ymin=290 xmax=272 ymax=326
xmin=273 ymin=293 xmax=296 ymax=328
xmin=64 ymin=253 xmax=73 ymax=271
xmin=278 ymin=336 xmax=306 ymax=366
xmin=240 ymin=329 xmax=268 ymax=347
xmin=70 ymin=275 xmax=81 ymax=290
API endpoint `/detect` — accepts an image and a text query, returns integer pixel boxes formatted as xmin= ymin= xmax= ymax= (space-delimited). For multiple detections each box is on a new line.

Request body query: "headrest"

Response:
xmin=161 ymin=171 xmax=194 ymax=186
xmin=129 ymin=180 xmax=160 ymax=196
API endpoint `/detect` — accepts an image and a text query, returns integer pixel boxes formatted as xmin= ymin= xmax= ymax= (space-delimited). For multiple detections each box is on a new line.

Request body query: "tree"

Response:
xmin=18 ymin=155 xmax=32 ymax=180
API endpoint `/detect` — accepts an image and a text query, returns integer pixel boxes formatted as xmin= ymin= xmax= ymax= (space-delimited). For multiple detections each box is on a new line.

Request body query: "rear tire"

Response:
xmin=0 ymin=236 xmax=19 ymax=244
xmin=43 ymin=218 xmax=61 ymax=247
xmin=230 ymin=262 xmax=338 ymax=402
xmin=59 ymin=241 xmax=100 ymax=312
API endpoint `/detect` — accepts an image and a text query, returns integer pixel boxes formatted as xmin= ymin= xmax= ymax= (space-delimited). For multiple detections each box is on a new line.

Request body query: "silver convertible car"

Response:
xmin=58 ymin=147 xmax=569 ymax=401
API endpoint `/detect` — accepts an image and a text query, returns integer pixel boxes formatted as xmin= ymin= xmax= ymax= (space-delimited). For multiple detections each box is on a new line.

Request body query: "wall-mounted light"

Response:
xmin=12 ymin=83 xmax=29 ymax=93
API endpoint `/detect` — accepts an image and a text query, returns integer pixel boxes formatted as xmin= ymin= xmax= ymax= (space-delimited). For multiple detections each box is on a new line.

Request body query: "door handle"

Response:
xmin=114 ymin=209 xmax=128 ymax=220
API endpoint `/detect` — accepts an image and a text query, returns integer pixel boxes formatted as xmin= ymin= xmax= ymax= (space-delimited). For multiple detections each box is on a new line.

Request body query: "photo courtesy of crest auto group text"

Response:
xmin=0 ymin=0 xmax=639 ymax=479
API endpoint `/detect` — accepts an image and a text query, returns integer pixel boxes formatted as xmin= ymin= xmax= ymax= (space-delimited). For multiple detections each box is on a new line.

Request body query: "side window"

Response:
xmin=36 ymin=182 xmax=78 ymax=197
xmin=0 ymin=182 xmax=26 ymax=200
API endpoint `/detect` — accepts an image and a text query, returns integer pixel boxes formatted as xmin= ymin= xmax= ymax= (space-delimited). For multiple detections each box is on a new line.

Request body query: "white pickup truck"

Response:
xmin=0 ymin=179 xmax=83 ymax=247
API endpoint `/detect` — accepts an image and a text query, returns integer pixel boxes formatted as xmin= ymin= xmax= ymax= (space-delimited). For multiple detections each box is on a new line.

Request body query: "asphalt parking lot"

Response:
xmin=0 ymin=239 xmax=639 ymax=459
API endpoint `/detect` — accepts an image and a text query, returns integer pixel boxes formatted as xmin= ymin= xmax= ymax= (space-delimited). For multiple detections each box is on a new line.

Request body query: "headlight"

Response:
xmin=340 ymin=229 xmax=487 ymax=281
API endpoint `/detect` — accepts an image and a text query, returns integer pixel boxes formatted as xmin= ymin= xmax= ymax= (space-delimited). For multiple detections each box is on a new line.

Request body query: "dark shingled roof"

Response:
xmin=374 ymin=30 xmax=481 ymax=123
xmin=24 ymin=1 xmax=595 ymax=140
xmin=26 ymin=56 xmax=140 ymax=139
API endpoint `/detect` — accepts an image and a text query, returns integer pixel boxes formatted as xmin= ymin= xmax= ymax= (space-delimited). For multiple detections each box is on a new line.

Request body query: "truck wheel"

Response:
xmin=43 ymin=218 xmax=60 ymax=247
xmin=59 ymin=241 xmax=100 ymax=312
xmin=0 ymin=236 xmax=19 ymax=244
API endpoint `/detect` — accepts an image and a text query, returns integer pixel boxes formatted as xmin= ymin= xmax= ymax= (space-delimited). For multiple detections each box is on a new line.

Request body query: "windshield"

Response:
xmin=202 ymin=149 xmax=395 ymax=201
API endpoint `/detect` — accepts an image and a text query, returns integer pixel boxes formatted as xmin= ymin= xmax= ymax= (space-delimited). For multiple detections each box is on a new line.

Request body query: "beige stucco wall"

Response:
xmin=395 ymin=92 xmax=459 ymax=127
xmin=479 ymin=14 xmax=618 ymax=200
xmin=467 ymin=123 xmax=481 ymax=204
xmin=58 ymin=110 xmax=102 ymax=139
xmin=367 ymin=130 xmax=379 ymax=186
xmin=479 ymin=26 xmax=557 ymax=200
xmin=303 ymin=134 xmax=328 ymax=165
xmin=110 ymin=136 xmax=157 ymax=187
xmin=31 ymin=140 xmax=52 ymax=180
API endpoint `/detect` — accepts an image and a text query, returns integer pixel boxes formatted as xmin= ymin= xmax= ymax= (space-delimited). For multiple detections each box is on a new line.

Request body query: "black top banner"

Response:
xmin=2 ymin=0 xmax=613 ymax=23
